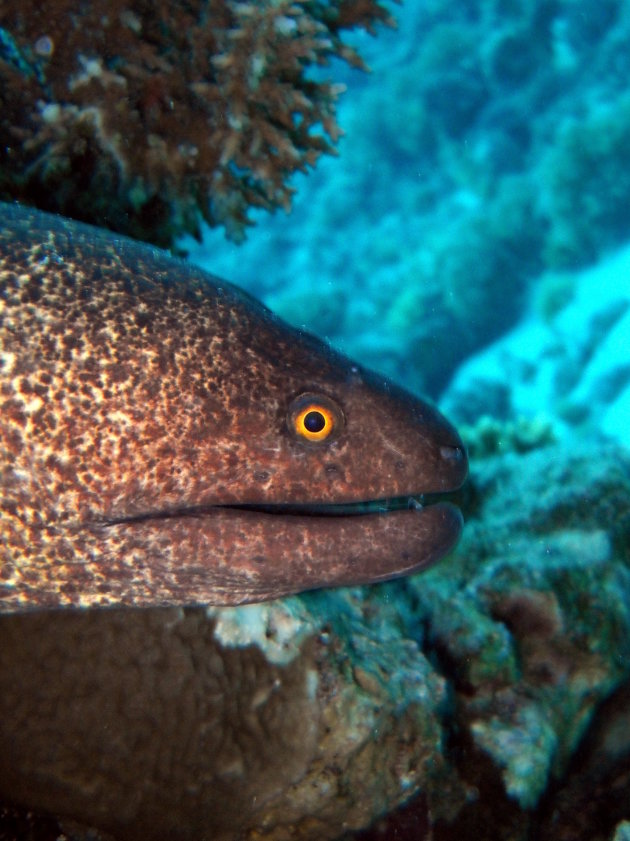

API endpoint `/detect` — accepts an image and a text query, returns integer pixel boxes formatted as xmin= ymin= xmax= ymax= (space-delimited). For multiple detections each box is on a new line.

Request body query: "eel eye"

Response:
xmin=287 ymin=393 xmax=344 ymax=443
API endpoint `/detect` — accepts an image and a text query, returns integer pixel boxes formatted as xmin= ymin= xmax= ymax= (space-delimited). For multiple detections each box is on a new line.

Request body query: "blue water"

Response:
xmin=185 ymin=1 xmax=630 ymax=449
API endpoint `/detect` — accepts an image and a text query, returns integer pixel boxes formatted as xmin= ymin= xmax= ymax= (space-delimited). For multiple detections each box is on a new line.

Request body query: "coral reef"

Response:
xmin=359 ymin=435 xmax=630 ymax=841
xmin=442 ymin=242 xmax=630 ymax=449
xmin=540 ymin=93 xmax=630 ymax=267
xmin=458 ymin=414 xmax=556 ymax=460
xmin=0 ymin=0 xmax=392 ymax=246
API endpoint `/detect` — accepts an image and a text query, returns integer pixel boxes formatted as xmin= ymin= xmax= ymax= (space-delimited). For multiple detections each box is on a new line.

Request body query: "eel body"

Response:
xmin=0 ymin=202 xmax=467 ymax=611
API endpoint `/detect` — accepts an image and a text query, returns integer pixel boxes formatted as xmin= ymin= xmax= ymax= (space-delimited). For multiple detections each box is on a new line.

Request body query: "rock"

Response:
xmin=0 ymin=595 xmax=445 ymax=841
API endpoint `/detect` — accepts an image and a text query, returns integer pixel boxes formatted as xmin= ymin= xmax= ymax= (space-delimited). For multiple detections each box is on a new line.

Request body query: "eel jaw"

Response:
xmin=102 ymin=491 xmax=456 ymax=524
xmin=95 ymin=493 xmax=464 ymax=606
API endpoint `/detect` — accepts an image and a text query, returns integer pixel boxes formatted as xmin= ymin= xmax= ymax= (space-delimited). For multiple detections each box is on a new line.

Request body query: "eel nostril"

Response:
xmin=440 ymin=445 xmax=466 ymax=462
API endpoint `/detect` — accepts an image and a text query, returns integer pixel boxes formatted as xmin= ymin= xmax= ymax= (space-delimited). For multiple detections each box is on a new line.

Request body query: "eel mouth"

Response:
xmin=103 ymin=493 xmax=456 ymax=525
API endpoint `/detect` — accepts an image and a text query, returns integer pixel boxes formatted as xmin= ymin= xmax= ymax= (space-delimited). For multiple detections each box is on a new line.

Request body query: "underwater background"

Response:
xmin=1 ymin=1 xmax=630 ymax=840
xmin=186 ymin=0 xmax=630 ymax=452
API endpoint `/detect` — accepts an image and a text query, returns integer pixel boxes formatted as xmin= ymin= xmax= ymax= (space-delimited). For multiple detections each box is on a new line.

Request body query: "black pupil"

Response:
xmin=304 ymin=410 xmax=326 ymax=433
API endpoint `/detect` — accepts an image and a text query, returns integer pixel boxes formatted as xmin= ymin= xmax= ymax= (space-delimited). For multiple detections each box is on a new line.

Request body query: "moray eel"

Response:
xmin=0 ymin=202 xmax=467 ymax=611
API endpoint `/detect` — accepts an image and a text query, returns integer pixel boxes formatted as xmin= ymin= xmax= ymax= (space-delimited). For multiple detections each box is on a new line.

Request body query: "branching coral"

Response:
xmin=0 ymin=0 xmax=393 ymax=246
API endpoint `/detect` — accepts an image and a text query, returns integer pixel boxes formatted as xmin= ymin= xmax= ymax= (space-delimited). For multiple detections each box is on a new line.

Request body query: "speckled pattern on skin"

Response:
xmin=0 ymin=202 xmax=467 ymax=610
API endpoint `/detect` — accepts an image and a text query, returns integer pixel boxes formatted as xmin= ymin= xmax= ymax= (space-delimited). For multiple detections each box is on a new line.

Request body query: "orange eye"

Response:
xmin=295 ymin=405 xmax=334 ymax=441
xmin=287 ymin=393 xmax=344 ymax=443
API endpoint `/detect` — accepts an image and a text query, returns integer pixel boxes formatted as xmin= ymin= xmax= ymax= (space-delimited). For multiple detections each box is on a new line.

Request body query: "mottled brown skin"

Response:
xmin=0 ymin=202 xmax=467 ymax=611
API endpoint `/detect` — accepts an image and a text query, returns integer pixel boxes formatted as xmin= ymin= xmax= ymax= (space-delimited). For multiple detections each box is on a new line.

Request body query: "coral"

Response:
xmin=411 ymin=436 xmax=630 ymax=835
xmin=442 ymin=241 xmax=630 ymax=449
xmin=614 ymin=822 xmax=630 ymax=841
xmin=533 ymin=270 xmax=576 ymax=323
xmin=0 ymin=0 xmax=393 ymax=246
xmin=459 ymin=413 xmax=556 ymax=459
xmin=531 ymin=678 xmax=630 ymax=840
xmin=540 ymin=93 xmax=630 ymax=268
